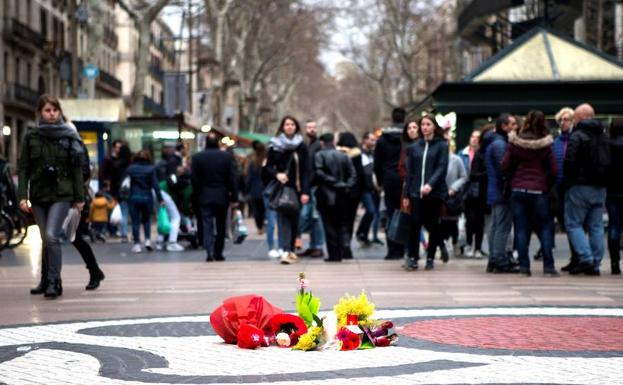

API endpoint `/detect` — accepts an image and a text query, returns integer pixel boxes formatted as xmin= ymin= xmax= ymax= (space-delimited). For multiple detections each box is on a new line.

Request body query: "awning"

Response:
xmin=59 ymin=98 xmax=127 ymax=122
xmin=237 ymin=131 xmax=272 ymax=144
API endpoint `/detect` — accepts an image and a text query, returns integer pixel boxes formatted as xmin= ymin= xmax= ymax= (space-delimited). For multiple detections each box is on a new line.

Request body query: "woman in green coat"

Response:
xmin=18 ymin=94 xmax=85 ymax=299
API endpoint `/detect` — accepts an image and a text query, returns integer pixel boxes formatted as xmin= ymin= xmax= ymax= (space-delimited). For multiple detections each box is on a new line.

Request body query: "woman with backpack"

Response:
xmin=263 ymin=116 xmax=310 ymax=264
xmin=18 ymin=95 xmax=86 ymax=298
xmin=501 ymin=110 xmax=558 ymax=277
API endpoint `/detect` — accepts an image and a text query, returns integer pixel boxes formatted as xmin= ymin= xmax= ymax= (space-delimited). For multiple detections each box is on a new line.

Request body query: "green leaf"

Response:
xmin=359 ymin=340 xmax=375 ymax=350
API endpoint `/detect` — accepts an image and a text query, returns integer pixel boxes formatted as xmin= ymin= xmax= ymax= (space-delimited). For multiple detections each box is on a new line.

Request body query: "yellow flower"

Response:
xmin=333 ymin=291 xmax=375 ymax=327
xmin=292 ymin=326 xmax=323 ymax=351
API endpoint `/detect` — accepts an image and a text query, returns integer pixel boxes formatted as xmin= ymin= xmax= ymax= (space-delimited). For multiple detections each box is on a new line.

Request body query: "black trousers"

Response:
xmin=200 ymin=204 xmax=228 ymax=257
xmin=250 ymin=197 xmax=266 ymax=231
xmin=408 ymin=197 xmax=443 ymax=261
xmin=318 ymin=198 xmax=351 ymax=260
xmin=73 ymin=220 xmax=99 ymax=272
xmin=343 ymin=194 xmax=361 ymax=258
xmin=464 ymin=197 xmax=485 ymax=251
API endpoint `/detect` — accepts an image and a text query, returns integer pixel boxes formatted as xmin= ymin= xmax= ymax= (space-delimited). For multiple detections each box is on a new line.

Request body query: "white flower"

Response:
xmin=275 ymin=332 xmax=291 ymax=347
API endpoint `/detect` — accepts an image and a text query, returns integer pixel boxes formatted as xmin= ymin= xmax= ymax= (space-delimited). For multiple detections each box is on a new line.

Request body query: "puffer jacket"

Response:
xmin=484 ymin=130 xmax=509 ymax=205
xmin=405 ymin=137 xmax=449 ymax=199
xmin=552 ymin=131 xmax=570 ymax=188
xmin=501 ymin=131 xmax=556 ymax=193
xmin=89 ymin=196 xmax=116 ymax=223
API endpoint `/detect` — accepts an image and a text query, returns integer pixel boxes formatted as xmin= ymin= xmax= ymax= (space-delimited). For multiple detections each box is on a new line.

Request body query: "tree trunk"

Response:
xmin=131 ymin=19 xmax=151 ymax=116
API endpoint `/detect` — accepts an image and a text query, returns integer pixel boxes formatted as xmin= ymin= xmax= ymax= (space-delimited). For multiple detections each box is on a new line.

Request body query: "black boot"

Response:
xmin=608 ymin=239 xmax=621 ymax=275
xmin=86 ymin=268 xmax=105 ymax=290
xmin=30 ymin=277 xmax=47 ymax=295
xmin=44 ymin=279 xmax=62 ymax=299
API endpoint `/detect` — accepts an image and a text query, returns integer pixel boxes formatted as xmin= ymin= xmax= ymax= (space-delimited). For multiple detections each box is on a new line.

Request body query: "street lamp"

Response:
xmin=2 ymin=126 xmax=11 ymax=136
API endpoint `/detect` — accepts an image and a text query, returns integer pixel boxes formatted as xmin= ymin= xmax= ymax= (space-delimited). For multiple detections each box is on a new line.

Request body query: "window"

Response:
xmin=26 ymin=0 xmax=32 ymax=24
xmin=2 ymin=52 xmax=8 ymax=82
xmin=15 ymin=57 xmax=20 ymax=84
xmin=26 ymin=62 xmax=31 ymax=88
xmin=40 ymin=8 xmax=47 ymax=39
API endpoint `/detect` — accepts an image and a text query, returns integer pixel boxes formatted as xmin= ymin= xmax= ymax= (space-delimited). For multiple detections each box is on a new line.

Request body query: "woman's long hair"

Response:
xmin=133 ymin=149 xmax=152 ymax=164
xmin=275 ymin=115 xmax=301 ymax=136
xmin=521 ymin=110 xmax=549 ymax=138
xmin=417 ymin=114 xmax=444 ymax=138
xmin=402 ymin=120 xmax=419 ymax=144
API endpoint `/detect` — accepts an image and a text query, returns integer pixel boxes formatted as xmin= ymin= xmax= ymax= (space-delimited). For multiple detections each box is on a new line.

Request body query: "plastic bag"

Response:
xmin=157 ymin=205 xmax=171 ymax=235
xmin=62 ymin=208 xmax=81 ymax=242
xmin=110 ymin=204 xmax=122 ymax=225
xmin=231 ymin=209 xmax=248 ymax=244
xmin=119 ymin=176 xmax=131 ymax=200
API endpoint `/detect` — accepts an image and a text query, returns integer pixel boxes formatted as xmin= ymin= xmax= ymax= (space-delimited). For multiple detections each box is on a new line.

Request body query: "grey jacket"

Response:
xmin=446 ymin=153 xmax=467 ymax=194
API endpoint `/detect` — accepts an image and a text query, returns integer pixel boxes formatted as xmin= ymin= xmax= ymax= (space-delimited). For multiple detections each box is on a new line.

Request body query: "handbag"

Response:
xmin=268 ymin=152 xmax=300 ymax=215
xmin=387 ymin=210 xmax=410 ymax=245
xmin=269 ymin=184 xmax=300 ymax=215
xmin=119 ymin=175 xmax=131 ymax=200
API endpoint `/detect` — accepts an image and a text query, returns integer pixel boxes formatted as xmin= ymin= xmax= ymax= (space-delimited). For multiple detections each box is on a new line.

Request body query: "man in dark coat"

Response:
xmin=374 ymin=107 xmax=406 ymax=260
xmin=191 ymin=133 xmax=239 ymax=261
xmin=313 ymin=133 xmax=356 ymax=262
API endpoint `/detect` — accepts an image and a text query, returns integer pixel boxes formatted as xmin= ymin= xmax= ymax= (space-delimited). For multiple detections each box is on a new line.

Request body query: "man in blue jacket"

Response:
xmin=485 ymin=113 xmax=519 ymax=273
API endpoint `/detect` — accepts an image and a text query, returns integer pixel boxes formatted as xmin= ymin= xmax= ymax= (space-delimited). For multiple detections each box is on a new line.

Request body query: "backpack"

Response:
xmin=587 ymin=131 xmax=611 ymax=185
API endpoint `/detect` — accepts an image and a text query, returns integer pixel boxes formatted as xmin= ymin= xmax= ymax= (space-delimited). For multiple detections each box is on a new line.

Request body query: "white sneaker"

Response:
xmin=131 ymin=244 xmax=142 ymax=253
xmin=166 ymin=243 xmax=185 ymax=251
xmin=474 ymin=250 xmax=484 ymax=259
xmin=156 ymin=243 xmax=164 ymax=251
xmin=145 ymin=240 xmax=153 ymax=251
xmin=452 ymin=243 xmax=461 ymax=258
xmin=268 ymin=249 xmax=280 ymax=259
xmin=464 ymin=245 xmax=474 ymax=258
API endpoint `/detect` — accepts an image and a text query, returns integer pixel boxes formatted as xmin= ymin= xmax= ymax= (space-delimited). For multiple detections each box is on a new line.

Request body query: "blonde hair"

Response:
xmin=555 ymin=107 xmax=573 ymax=125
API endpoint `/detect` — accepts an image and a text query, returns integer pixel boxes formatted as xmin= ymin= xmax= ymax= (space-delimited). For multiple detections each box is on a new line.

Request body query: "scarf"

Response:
xmin=37 ymin=118 xmax=84 ymax=155
xmin=268 ymin=133 xmax=304 ymax=152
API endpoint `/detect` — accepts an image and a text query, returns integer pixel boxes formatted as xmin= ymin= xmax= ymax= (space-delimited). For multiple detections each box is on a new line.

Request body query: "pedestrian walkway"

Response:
xmin=0 ymin=231 xmax=622 ymax=384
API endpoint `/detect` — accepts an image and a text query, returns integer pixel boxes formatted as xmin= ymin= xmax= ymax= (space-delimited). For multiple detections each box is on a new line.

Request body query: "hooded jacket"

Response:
xmin=405 ymin=137 xmax=449 ymax=200
xmin=484 ymin=130 xmax=509 ymax=205
xmin=501 ymin=131 xmax=556 ymax=193
xmin=564 ymin=119 xmax=610 ymax=188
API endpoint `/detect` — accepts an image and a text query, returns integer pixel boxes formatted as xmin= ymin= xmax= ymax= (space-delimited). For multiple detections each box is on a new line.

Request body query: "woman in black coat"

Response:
xmin=404 ymin=115 xmax=449 ymax=271
xmin=337 ymin=132 xmax=364 ymax=259
xmin=263 ymin=116 xmax=311 ymax=264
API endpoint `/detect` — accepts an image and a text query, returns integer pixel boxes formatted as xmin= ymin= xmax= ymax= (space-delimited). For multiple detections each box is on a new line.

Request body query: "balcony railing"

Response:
xmin=103 ymin=27 xmax=118 ymax=49
xmin=5 ymin=83 xmax=40 ymax=107
xmin=3 ymin=17 xmax=45 ymax=48
xmin=97 ymin=70 xmax=122 ymax=93
xmin=143 ymin=95 xmax=165 ymax=115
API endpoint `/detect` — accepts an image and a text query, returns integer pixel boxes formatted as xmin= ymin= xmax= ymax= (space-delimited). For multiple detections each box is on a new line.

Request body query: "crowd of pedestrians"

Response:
xmin=17 ymin=95 xmax=622 ymax=299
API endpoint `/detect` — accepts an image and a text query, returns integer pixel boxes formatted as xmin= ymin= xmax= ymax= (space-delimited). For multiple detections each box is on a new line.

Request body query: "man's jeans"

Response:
xmin=357 ymin=191 xmax=380 ymax=241
xmin=299 ymin=194 xmax=324 ymax=249
xmin=511 ymin=191 xmax=555 ymax=270
xmin=264 ymin=195 xmax=280 ymax=251
xmin=565 ymin=185 xmax=606 ymax=269
xmin=488 ymin=203 xmax=512 ymax=266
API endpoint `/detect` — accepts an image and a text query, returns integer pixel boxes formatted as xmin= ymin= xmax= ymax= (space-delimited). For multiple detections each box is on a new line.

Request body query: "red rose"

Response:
xmin=237 ymin=324 xmax=265 ymax=349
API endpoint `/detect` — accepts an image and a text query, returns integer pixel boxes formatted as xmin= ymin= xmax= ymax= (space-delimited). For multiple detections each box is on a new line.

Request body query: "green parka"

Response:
xmin=17 ymin=128 xmax=85 ymax=204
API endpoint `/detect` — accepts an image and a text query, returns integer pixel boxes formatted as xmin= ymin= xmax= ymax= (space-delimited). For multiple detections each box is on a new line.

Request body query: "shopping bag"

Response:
xmin=62 ymin=208 xmax=82 ymax=242
xmin=157 ymin=206 xmax=171 ymax=235
xmin=231 ymin=209 xmax=248 ymax=244
xmin=119 ymin=176 xmax=131 ymax=200
xmin=110 ymin=204 xmax=122 ymax=225
xmin=387 ymin=210 xmax=410 ymax=245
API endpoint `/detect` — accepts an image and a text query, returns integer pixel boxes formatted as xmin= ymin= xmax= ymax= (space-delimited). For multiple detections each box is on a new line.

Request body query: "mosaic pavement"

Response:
xmin=1 ymin=307 xmax=622 ymax=385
